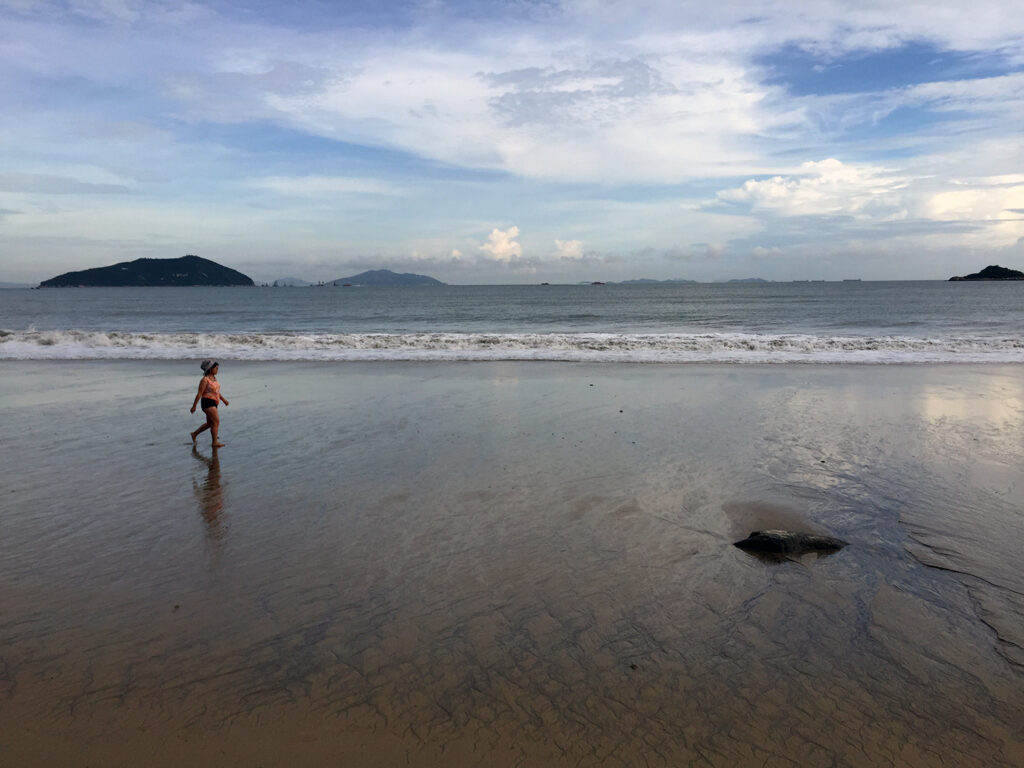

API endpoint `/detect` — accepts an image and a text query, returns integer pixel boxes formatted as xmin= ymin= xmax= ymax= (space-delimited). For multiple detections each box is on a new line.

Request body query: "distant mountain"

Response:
xmin=272 ymin=276 xmax=313 ymax=287
xmin=728 ymin=277 xmax=770 ymax=283
xmin=40 ymin=255 xmax=254 ymax=287
xmin=949 ymin=264 xmax=1024 ymax=281
xmin=327 ymin=269 xmax=445 ymax=286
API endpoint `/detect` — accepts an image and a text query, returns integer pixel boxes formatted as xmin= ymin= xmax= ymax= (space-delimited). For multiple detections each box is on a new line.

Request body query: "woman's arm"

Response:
xmin=220 ymin=391 xmax=229 ymax=406
xmin=190 ymin=380 xmax=205 ymax=413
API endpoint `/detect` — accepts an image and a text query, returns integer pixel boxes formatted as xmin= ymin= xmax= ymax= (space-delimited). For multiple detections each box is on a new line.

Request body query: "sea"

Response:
xmin=2 ymin=280 xmax=1023 ymax=364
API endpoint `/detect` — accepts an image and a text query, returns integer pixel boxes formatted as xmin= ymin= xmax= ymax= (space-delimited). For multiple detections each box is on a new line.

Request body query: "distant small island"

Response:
xmin=949 ymin=264 xmax=1024 ymax=281
xmin=327 ymin=269 xmax=445 ymax=287
xmin=40 ymin=255 xmax=254 ymax=287
xmin=269 ymin=269 xmax=444 ymax=287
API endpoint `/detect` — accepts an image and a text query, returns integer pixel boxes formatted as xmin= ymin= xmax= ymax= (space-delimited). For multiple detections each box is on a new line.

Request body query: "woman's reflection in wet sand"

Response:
xmin=191 ymin=446 xmax=225 ymax=544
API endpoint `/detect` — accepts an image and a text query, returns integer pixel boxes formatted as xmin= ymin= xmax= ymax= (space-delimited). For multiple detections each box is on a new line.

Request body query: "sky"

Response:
xmin=1 ymin=0 xmax=1023 ymax=284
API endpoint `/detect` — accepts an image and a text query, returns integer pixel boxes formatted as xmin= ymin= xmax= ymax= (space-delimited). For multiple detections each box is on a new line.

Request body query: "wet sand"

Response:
xmin=1 ymin=361 xmax=1023 ymax=766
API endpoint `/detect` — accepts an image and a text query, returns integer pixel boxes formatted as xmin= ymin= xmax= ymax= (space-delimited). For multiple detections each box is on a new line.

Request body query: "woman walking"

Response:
xmin=190 ymin=360 xmax=229 ymax=448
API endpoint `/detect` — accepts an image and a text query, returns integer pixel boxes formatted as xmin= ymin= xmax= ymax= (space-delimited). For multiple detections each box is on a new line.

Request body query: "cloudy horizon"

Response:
xmin=1 ymin=0 xmax=1023 ymax=284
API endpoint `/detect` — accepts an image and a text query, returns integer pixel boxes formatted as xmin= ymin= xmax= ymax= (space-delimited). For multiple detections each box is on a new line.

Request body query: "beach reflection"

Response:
xmin=191 ymin=446 xmax=225 ymax=541
xmin=917 ymin=384 xmax=1024 ymax=423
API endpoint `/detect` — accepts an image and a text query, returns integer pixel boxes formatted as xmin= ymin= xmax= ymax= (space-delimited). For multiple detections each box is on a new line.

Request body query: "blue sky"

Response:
xmin=1 ymin=0 xmax=1023 ymax=284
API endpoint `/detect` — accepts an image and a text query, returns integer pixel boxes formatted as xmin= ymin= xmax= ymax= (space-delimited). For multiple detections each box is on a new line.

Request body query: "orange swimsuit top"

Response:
xmin=202 ymin=378 xmax=220 ymax=401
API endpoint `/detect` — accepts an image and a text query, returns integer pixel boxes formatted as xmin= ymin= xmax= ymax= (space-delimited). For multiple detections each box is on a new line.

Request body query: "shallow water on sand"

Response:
xmin=2 ymin=361 xmax=1023 ymax=766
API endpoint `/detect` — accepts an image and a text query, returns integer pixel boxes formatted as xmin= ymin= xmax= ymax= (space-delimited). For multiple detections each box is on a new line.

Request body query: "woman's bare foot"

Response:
xmin=212 ymin=442 xmax=226 ymax=448
xmin=190 ymin=431 xmax=197 ymax=444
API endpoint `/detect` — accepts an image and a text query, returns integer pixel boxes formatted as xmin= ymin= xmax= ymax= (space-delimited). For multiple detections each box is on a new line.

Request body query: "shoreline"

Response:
xmin=5 ymin=336 xmax=1024 ymax=365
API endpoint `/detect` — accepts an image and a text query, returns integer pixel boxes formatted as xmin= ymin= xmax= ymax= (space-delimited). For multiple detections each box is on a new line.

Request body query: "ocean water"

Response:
xmin=2 ymin=281 xmax=1023 ymax=363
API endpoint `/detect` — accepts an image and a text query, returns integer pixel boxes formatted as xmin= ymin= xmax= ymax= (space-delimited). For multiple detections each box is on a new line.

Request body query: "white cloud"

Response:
xmin=251 ymin=176 xmax=402 ymax=197
xmin=555 ymin=1 xmax=1024 ymax=55
xmin=926 ymin=183 xmax=1024 ymax=246
xmin=554 ymin=239 xmax=584 ymax=259
xmin=0 ymin=171 xmax=131 ymax=194
xmin=952 ymin=174 xmax=1024 ymax=187
xmin=480 ymin=226 xmax=522 ymax=262
xmin=717 ymin=159 xmax=912 ymax=219
xmin=905 ymin=73 xmax=1024 ymax=115
xmin=928 ymin=183 xmax=1024 ymax=220
xmin=270 ymin=49 xmax=784 ymax=183
xmin=715 ymin=150 xmax=1024 ymax=253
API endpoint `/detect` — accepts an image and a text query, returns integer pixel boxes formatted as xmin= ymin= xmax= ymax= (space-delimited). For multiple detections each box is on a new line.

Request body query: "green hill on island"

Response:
xmin=40 ymin=255 xmax=254 ymax=287
xmin=949 ymin=264 xmax=1024 ymax=281
xmin=327 ymin=269 xmax=445 ymax=286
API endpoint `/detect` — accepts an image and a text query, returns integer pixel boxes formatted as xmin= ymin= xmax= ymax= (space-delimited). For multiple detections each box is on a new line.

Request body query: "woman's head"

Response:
xmin=200 ymin=359 xmax=219 ymax=374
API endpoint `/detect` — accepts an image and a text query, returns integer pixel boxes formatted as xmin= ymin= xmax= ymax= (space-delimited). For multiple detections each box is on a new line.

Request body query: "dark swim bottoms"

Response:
xmin=201 ymin=398 xmax=218 ymax=410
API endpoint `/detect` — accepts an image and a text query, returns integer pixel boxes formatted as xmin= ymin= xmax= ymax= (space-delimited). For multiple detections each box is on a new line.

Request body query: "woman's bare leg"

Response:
xmin=208 ymin=407 xmax=225 ymax=447
xmin=191 ymin=420 xmax=210 ymax=443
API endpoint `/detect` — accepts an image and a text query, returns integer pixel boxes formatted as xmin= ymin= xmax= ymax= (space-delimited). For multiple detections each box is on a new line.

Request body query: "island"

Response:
xmin=40 ymin=255 xmax=254 ymax=287
xmin=326 ymin=269 xmax=445 ymax=286
xmin=949 ymin=264 xmax=1024 ymax=281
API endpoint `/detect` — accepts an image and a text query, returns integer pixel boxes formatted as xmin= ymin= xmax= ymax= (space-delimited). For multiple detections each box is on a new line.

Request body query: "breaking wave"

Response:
xmin=2 ymin=329 xmax=1023 ymax=363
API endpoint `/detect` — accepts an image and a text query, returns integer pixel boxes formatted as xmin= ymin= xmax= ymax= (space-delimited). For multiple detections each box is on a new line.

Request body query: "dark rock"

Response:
xmin=734 ymin=530 xmax=848 ymax=555
xmin=949 ymin=264 xmax=1024 ymax=281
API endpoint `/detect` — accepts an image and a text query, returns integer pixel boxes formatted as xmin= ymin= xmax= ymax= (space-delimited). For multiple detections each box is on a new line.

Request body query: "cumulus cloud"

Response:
xmin=554 ymin=239 xmax=584 ymax=259
xmin=480 ymin=226 xmax=522 ymax=262
xmin=927 ymin=185 xmax=1024 ymax=221
xmin=925 ymin=181 xmax=1024 ymax=246
xmin=717 ymin=159 xmax=912 ymax=219
xmin=716 ymin=153 xmax=1024 ymax=252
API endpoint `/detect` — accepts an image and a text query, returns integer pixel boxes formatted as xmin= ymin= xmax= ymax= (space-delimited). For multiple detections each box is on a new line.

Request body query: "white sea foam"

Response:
xmin=2 ymin=329 xmax=1023 ymax=363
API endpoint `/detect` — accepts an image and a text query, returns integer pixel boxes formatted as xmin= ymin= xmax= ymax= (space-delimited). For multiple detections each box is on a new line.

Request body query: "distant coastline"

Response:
xmin=18 ymin=264 xmax=1024 ymax=287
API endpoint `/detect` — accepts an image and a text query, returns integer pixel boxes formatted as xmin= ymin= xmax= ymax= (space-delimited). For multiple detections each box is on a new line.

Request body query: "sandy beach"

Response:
xmin=2 ymin=360 xmax=1023 ymax=766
